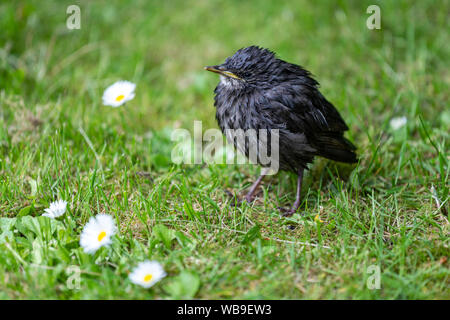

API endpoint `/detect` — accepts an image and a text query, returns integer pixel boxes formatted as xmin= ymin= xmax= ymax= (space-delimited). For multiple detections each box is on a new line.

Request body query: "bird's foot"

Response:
xmin=225 ymin=190 xmax=255 ymax=207
xmin=278 ymin=206 xmax=300 ymax=217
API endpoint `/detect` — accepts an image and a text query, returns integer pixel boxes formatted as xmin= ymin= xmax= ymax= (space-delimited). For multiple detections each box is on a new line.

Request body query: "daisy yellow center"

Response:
xmin=115 ymin=94 xmax=125 ymax=102
xmin=98 ymin=231 xmax=107 ymax=242
xmin=144 ymin=274 xmax=153 ymax=282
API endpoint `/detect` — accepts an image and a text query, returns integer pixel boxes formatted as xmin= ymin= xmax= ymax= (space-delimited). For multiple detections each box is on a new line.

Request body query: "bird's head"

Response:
xmin=204 ymin=46 xmax=280 ymax=89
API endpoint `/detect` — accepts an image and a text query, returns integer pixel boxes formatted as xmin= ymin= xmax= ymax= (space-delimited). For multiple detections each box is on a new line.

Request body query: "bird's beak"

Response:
xmin=204 ymin=65 xmax=242 ymax=80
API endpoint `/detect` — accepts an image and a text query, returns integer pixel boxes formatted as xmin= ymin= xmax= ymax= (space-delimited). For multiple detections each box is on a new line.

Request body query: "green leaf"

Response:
xmin=55 ymin=246 xmax=71 ymax=263
xmin=153 ymin=224 xmax=176 ymax=249
xmin=164 ymin=271 xmax=200 ymax=299
xmin=17 ymin=205 xmax=34 ymax=217
xmin=16 ymin=216 xmax=64 ymax=241
xmin=31 ymin=239 xmax=44 ymax=264
xmin=0 ymin=217 xmax=16 ymax=232
xmin=0 ymin=217 xmax=16 ymax=243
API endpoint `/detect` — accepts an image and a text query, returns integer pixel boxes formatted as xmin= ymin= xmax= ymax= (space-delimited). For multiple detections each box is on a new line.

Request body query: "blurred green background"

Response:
xmin=2 ymin=0 xmax=448 ymax=131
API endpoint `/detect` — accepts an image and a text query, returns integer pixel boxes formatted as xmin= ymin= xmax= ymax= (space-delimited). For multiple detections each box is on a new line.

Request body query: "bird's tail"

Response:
xmin=315 ymin=133 xmax=358 ymax=164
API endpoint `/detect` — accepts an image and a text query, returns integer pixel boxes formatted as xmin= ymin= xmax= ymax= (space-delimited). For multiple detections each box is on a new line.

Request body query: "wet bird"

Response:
xmin=205 ymin=46 xmax=357 ymax=216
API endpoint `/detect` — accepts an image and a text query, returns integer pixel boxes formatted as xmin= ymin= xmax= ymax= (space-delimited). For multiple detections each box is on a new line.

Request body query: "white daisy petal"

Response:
xmin=129 ymin=260 xmax=167 ymax=288
xmin=389 ymin=116 xmax=407 ymax=130
xmin=102 ymin=80 xmax=136 ymax=107
xmin=42 ymin=200 xmax=67 ymax=219
xmin=80 ymin=214 xmax=117 ymax=254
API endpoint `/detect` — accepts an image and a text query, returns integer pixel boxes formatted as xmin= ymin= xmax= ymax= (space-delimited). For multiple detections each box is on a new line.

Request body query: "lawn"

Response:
xmin=0 ymin=0 xmax=448 ymax=299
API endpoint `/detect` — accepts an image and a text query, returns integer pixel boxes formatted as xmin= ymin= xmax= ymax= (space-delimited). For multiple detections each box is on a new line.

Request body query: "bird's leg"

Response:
xmin=229 ymin=169 xmax=268 ymax=206
xmin=243 ymin=174 xmax=265 ymax=203
xmin=279 ymin=168 xmax=304 ymax=217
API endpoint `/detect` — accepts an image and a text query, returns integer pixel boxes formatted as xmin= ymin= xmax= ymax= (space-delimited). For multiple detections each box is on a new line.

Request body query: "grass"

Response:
xmin=0 ymin=0 xmax=449 ymax=299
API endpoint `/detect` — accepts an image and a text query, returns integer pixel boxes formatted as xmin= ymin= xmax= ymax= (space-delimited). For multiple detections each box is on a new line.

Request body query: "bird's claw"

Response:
xmin=226 ymin=191 xmax=255 ymax=207
xmin=278 ymin=206 xmax=299 ymax=217
xmin=230 ymin=198 xmax=244 ymax=207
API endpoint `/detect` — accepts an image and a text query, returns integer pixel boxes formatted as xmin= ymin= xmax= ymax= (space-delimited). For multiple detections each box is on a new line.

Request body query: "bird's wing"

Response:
xmin=260 ymin=80 xmax=349 ymax=134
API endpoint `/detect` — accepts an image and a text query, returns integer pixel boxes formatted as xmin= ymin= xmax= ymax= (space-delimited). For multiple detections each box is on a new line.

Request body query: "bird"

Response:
xmin=204 ymin=46 xmax=357 ymax=216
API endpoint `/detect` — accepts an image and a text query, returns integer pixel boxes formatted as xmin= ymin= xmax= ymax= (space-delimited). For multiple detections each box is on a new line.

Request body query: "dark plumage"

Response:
xmin=205 ymin=46 xmax=357 ymax=215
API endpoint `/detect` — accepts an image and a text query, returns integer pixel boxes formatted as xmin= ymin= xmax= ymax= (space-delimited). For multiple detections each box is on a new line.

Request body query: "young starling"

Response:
xmin=205 ymin=46 xmax=357 ymax=216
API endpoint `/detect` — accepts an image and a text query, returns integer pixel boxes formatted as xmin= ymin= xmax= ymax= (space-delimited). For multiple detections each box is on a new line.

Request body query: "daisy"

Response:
xmin=389 ymin=116 xmax=407 ymax=130
xmin=102 ymin=80 xmax=136 ymax=107
xmin=129 ymin=260 xmax=167 ymax=288
xmin=42 ymin=199 xmax=67 ymax=218
xmin=80 ymin=214 xmax=117 ymax=254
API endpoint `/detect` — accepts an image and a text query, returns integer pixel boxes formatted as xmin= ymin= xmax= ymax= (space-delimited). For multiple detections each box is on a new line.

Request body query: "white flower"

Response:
xmin=129 ymin=260 xmax=167 ymax=288
xmin=389 ymin=116 xmax=407 ymax=130
xmin=42 ymin=200 xmax=67 ymax=218
xmin=102 ymin=80 xmax=136 ymax=107
xmin=80 ymin=214 xmax=117 ymax=254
